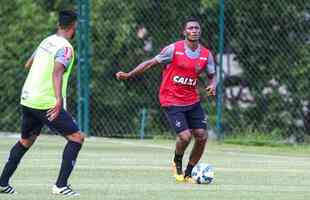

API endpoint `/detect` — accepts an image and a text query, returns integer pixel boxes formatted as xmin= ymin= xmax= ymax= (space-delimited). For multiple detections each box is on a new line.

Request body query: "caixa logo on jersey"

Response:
xmin=173 ymin=76 xmax=197 ymax=86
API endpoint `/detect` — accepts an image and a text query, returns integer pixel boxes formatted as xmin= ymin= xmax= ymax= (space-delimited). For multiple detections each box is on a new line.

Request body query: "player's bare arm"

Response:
xmin=24 ymin=56 xmax=34 ymax=69
xmin=47 ymin=62 xmax=65 ymax=121
xmin=116 ymin=58 xmax=159 ymax=80
xmin=206 ymin=73 xmax=216 ymax=96
xmin=24 ymin=51 xmax=37 ymax=69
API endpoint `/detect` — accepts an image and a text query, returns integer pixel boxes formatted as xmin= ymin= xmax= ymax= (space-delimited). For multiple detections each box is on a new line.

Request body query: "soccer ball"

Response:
xmin=191 ymin=163 xmax=214 ymax=184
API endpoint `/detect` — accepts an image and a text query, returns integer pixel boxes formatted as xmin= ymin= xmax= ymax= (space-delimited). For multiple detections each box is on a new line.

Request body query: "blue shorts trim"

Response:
xmin=163 ymin=102 xmax=207 ymax=134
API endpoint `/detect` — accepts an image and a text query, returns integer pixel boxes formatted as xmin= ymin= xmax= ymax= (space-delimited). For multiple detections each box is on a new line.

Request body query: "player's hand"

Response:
xmin=206 ymin=84 xmax=216 ymax=96
xmin=47 ymin=98 xmax=63 ymax=121
xmin=116 ymin=71 xmax=130 ymax=80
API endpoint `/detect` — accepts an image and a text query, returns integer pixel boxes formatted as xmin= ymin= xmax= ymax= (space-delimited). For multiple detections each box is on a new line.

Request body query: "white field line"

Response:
xmin=11 ymin=157 xmax=310 ymax=166
xmin=1 ymin=135 xmax=310 ymax=161
xmin=95 ymin=138 xmax=310 ymax=161
xmin=1 ymin=155 xmax=309 ymax=166
xmin=15 ymin=164 xmax=310 ymax=173
xmin=93 ymin=137 xmax=173 ymax=150
xmin=7 ymin=182 xmax=310 ymax=192
xmin=224 ymin=151 xmax=310 ymax=161
xmin=1 ymin=150 xmax=309 ymax=164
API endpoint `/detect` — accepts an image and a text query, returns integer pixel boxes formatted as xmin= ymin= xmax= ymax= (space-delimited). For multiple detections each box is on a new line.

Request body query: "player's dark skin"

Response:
xmin=173 ymin=21 xmax=215 ymax=167
xmin=22 ymin=22 xmax=84 ymax=149
xmin=116 ymin=21 xmax=216 ymax=171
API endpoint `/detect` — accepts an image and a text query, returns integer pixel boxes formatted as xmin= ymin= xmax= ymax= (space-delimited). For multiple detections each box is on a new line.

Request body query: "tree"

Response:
xmin=224 ymin=0 xmax=310 ymax=140
xmin=89 ymin=0 xmax=219 ymax=136
xmin=0 ymin=1 xmax=56 ymax=132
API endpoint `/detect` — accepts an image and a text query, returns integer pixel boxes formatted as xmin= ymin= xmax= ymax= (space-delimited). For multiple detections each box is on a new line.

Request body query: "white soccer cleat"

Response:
xmin=52 ymin=185 xmax=80 ymax=196
xmin=0 ymin=185 xmax=16 ymax=194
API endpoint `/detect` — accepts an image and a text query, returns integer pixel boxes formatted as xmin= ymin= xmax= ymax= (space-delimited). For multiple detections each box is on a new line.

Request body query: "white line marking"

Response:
xmin=8 ymin=182 xmax=310 ymax=192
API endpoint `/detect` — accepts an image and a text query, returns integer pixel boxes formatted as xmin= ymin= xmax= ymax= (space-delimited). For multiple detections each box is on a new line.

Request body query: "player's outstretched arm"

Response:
xmin=116 ymin=58 xmax=159 ymax=80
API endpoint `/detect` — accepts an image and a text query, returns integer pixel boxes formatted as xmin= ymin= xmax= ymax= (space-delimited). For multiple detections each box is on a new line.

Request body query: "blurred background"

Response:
xmin=0 ymin=0 xmax=309 ymax=144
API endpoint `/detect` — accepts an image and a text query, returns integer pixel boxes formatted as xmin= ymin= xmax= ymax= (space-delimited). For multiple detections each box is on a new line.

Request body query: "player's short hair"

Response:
xmin=183 ymin=17 xmax=201 ymax=29
xmin=58 ymin=10 xmax=77 ymax=29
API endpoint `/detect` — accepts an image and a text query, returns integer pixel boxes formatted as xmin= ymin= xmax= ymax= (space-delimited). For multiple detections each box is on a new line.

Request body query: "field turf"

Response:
xmin=0 ymin=135 xmax=310 ymax=200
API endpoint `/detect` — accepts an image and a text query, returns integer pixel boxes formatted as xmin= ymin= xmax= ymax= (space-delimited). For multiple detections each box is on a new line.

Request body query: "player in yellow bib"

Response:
xmin=0 ymin=10 xmax=84 ymax=196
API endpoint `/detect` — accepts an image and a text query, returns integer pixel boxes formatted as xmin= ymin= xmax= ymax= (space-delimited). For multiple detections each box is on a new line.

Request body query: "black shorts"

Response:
xmin=163 ymin=102 xmax=207 ymax=134
xmin=21 ymin=105 xmax=79 ymax=139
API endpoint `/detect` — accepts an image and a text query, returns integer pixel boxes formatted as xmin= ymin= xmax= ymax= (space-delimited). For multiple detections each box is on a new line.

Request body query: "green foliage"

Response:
xmin=0 ymin=1 xmax=57 ymax=131
xmin=89 ymin=0 xmax=217 ymax=136
xmin=223 ymin=0 xmax=310 ymax=141
xmin=1 ymin=0 xmax=309 ymax=142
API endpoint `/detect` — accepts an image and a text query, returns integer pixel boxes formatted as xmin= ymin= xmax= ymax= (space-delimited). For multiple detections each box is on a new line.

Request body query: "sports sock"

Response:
xmin=173 ymin=152 xmax=183 ymax=175
xmin=56 ymin=141 xmax=82 ymax=188
xmin=0 ymin=141 xmax=28 ymax=186
xmin=184 ymin=164 xmax=194 ymax=177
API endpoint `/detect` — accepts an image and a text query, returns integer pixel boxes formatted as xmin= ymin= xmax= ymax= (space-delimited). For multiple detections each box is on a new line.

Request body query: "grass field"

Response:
xmin=0 ymin=134 xmax=310 ymax=200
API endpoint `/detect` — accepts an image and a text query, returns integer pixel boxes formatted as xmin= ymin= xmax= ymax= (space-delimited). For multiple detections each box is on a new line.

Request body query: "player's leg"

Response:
xmin=184 ymin=102 xmax=208 ymax=179
xmin=185 ymin=129 xmax=207 ymax=177
xmin=55 ymin=132 xmax=84 ymax=189
xmin=42 ymin=108 xmax=84 ymax=196
xmin=174 ymin=130 xmax=192 ymax=173
xmin=0 ymin=106 xmax=43 ymax=193
xmin=51 ymin=131 xmax=84 ymax=196
xmin=164 ymin=106 xmax=191 ymax=182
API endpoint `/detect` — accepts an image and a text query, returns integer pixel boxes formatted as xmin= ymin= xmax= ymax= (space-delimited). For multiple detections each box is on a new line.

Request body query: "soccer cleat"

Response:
xmin=172 ymin=162 xmax=184 ymax=182
xmin=184 ymin=176 xmax=196 ymax=184
xmin=52 ymin=185 xmax=80 ymax=196
xmin=175 ymin=174 xmax=185 ymax=182
xmin=0 ymin=185 xmax=16 ymax=194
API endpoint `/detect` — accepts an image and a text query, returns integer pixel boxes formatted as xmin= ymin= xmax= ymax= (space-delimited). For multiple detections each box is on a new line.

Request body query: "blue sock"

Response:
xmin=56 ymin=141 xmax=82 ymax=187
xmin=0 ymin=141 xmax=28 ymax=186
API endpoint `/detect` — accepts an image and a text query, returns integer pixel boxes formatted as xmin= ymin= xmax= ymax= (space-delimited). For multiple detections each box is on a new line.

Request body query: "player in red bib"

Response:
xmin=116 ymin=18 xmax=216 ymax=183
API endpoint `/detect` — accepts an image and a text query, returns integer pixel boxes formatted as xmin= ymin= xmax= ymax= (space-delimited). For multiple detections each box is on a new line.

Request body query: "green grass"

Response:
xmin=223 ymin=129 xmax=287 ymax=147
xmin=0 ymin=135 xmax=310 ymax=200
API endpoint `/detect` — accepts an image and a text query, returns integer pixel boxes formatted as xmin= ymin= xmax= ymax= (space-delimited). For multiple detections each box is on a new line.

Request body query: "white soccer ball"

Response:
xmin=191 ymin=163 xmax=214 ymax=184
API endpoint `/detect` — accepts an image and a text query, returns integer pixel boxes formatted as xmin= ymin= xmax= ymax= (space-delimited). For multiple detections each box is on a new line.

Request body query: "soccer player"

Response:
xmin=0 ymin=10 xmax=84 ymax=196
xmin=116 ymin=18 xmax=216 ymax=183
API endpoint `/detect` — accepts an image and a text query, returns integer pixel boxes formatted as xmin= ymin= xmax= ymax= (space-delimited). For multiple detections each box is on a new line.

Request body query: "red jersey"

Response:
xmin=159 ymin=40 xmax=209 ymax=106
